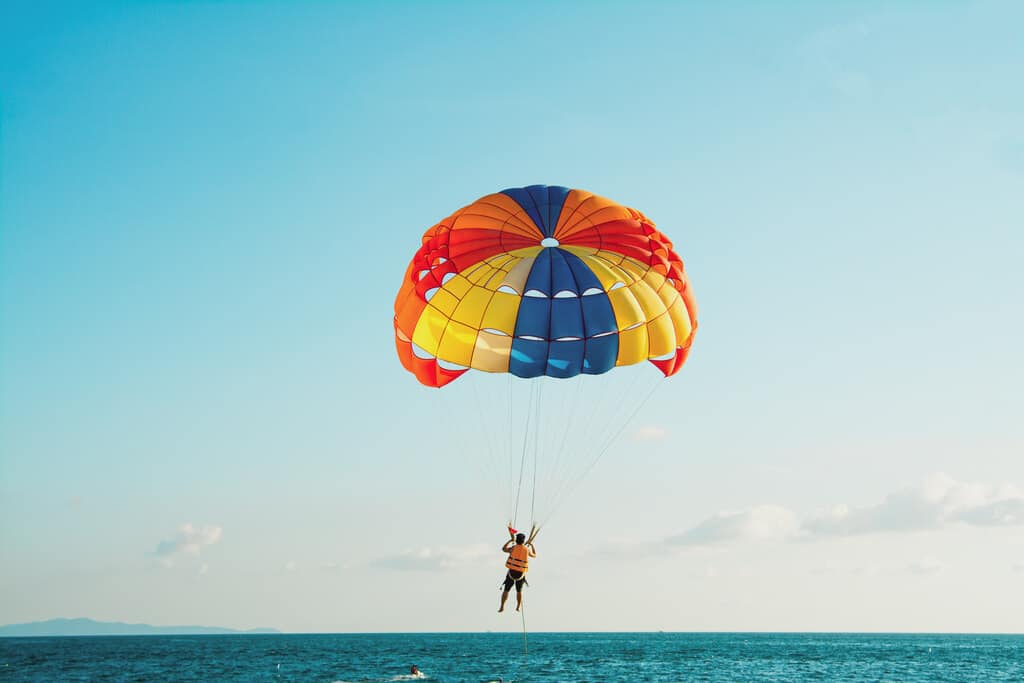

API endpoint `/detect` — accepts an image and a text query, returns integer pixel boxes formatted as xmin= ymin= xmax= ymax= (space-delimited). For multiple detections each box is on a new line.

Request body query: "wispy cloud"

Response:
xmin=812 ymin=562 xmax=879 ymax=577
xmin=805 ymin=473 xmax=1024 ymax=536
xmin=1012 ymin=561 xmax=1024 ymax=574
xmin=811 ymin=562 xmax=840 ymax=577
xmin=321 ymin=561 xmax=350 ymax=573
xmin=664 ymin=473 xmax=1023 ymax=549
xmin=634 ymin=426 xmax=667 ymax=441
xmin=372 ymin=544 xmax=491 ymax=572
xmin=908 ymin=557 xmax=943 ymax=576
xmin=153 ymin=523 xmax=222 ymax=565
xmin=853 ymin=564 xmax=882 ymax=578
xmin=668 ymin=505 xmax=800 ymax=546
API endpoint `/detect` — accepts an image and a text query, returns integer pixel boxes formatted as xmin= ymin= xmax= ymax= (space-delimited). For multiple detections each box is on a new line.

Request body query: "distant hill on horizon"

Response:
xmin=0 ymin=617 xmax=279 ymax=637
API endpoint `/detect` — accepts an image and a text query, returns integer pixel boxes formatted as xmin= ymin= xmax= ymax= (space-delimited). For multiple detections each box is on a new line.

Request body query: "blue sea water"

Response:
xmin=1 ymin=632 xmax=1022 ymax=682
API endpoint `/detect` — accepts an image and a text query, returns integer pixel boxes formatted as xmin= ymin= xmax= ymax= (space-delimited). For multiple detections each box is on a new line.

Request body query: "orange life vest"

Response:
xmin=505 ymin=544 xmax=529 ymax=573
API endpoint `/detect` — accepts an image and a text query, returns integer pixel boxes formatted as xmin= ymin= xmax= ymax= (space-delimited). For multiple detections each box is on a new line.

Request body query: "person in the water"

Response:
xmin=498 ymin=528 xmax=536 ymax=613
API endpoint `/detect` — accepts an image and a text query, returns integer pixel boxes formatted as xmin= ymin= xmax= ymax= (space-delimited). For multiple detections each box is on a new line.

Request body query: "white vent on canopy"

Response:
xmin=411 ymin=343 xmax=434 ymax=360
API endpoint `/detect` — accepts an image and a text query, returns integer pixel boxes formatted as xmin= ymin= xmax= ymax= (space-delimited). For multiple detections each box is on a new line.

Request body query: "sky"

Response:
xmin=1 ymin=0 xmax=1023 ymax=634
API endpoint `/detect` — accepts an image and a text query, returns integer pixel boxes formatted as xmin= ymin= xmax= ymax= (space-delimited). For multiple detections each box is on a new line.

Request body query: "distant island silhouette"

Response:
xmin=0 ymin=618 xmax=279 ymax=637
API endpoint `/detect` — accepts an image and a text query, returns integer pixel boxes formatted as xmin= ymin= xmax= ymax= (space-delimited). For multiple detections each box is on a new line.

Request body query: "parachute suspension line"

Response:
xmin=469 ymin=377 xmax=503 ymax=506
xmin=546 ymin=376 xmax=666 ymax=522
xmin=520 ymin=590 xmax=529 ymax=655
xmin=556 ymin=373 xmax=588 ymax=464
xmin=544 ymin=372 xmax=643 ymax=517
xmin=512 ymin=381 xmax=536 ymax=528
xmin=549 ymin=372 xmax=591 ymax=514
xmin=540 ymin=368 xmax=630 ymax=518
xmin=429 ymin=383 xmax=487 ymax=509
xmin=507 ymin=373 xmax=515 ymax=518
xmin=587 ymin=367 xmax=648 ymax=462
xmin=592 ymin=375 xmax=663 ymax=466
xmin=534 ymin=372 xmax=585 ymax=522
xmin=530 ymin=377 xmax=543 ymax=526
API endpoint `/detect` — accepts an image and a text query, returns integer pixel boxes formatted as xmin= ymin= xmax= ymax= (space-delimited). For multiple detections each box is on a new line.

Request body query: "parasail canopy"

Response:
xmin=394 ymin=185 xmax=697 ymax=388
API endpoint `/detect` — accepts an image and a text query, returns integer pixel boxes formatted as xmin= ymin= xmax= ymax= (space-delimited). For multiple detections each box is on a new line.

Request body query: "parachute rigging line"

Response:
xmin=530 ymin=378 xmax=543 ymax=525
xmin=468 ymin=377 xmax=503 ymax=500
xmin=512 ymin=381 xmax=536 ymax=528
xmin=547 ymin=376 xmax=666 ymax=522
xmin=520 ymin=589 xmax=529 ymax=655
xmin=552 ymin=373 xmax=587 ymax=480
xmin=507 ymin=374 xmax=514 ymax=516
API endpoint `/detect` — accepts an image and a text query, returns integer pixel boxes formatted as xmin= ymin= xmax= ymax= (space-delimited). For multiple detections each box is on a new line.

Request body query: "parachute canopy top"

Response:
xmin=394 ymin=185 xmax=697 ymax=388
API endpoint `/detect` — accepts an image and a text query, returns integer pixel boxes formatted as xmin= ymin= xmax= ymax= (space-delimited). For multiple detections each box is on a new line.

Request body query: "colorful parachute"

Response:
xmin=394 ymin=185 xmax=697 ymax=526
xmin=394 ymin=186 xmax=697 ymax=387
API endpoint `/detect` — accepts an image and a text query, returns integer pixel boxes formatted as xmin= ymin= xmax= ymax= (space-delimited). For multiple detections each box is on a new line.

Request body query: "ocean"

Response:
xmin=1 ymin=632 xmax=1022 ymax=682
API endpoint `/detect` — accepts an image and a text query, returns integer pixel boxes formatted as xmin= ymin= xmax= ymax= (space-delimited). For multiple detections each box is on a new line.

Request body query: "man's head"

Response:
xmin=516 ymin=533 xmax=526 ymax=544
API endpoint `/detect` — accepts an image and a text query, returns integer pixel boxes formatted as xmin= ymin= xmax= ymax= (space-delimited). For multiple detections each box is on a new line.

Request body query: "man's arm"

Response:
xmin=501 ymin=540 xmax=515 ymax=552
xmin=528 ymin=543 xmax=537 ymax=557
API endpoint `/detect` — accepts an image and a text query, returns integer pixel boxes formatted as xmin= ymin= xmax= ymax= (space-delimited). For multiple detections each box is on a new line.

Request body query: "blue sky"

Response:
xmin=1 ymin=1 xmax=1023 ymax=632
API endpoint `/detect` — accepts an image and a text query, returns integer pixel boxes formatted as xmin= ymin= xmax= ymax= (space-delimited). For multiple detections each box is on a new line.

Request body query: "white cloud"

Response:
xmin=853 ymin=564 xmax=882 ymax=578
xmin=321 ymin=561 xmax=349 ymax=573
xmin=951 ymin=498 xmax=1024 ymax=527
xmin=1012 ymin=562 xmax=1024 ymax=574
xmin=808 ymin=564 xmax=881 ymax=577
xmin=373 ymin=544 xmax=492 ymax=571
xmin=908 ymin=557 xmax=943 ymax=576
xmin=805 ymin=473 xmax=1024 ymax=536
xmin=668 ymin=505 xmax=801 ymax=546
xmin=153 ymin=523 xmax=222 ymax=563
xmin=634 ymin=426 xmax=667 ymax=441
xmin=662 ymin=473 xmax=1024 ymax=549
xmin=282 ymin=560 xmax=297 ymax=573
xmin=811 ymin=562 xmax=840 ymax=576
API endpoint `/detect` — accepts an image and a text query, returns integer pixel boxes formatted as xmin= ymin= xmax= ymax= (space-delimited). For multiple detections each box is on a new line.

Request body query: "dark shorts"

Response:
xmin=502 ymin=570 xmax=527 ymax=592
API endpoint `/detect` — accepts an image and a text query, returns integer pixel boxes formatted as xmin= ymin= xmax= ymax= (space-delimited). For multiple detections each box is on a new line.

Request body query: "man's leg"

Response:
xmin=499 ymin=590 xmax=510 ymax=612
xmin=515 ymin=589 xmax=523 ymax=611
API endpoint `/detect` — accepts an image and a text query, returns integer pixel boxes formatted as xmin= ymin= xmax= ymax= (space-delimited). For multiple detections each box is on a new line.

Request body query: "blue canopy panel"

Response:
xmin=501 ymin=185 xmax=571 ymax=238
xmin=509 ymin=247 xmax=619 ymax=378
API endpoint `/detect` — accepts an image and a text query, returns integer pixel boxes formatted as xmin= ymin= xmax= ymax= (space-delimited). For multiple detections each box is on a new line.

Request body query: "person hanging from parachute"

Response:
xmin=393 ymin=185 xmax=697 ymax=617
xmin=499 ymin=524 xmax=538 ymax=613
